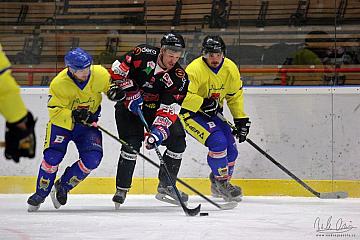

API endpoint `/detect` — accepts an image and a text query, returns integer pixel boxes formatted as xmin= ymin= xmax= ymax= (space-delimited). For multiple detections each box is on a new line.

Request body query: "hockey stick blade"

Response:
xmin=92 ymin=122 xmax=201 ymax=216
xmin=176 ymin=178 xmax=238 ymax=210
xmin=136 ymin=109 xmax=201 ymax=216
xmin=216 ymin=113 xmax=349 ymax=200
xmin=93 ymin=123 xmax=231 ymax=212
xmin=319 ymin=191 xmax=348 ymax=199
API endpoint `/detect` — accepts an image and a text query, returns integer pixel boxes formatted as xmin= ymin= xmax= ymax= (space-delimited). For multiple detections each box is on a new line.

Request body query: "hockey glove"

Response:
xmin=107 ymin=84 xmax=126 ymax=102
xmin=200 ymin=98 xmax=219 ymax=116
xmin=5 ymin=111 xmax=36 ymax=163
xmin=72 ymin=109 xmax=96 ymax=125
xmin=144 ymin=126 xmax=169 ymax=150
xmin=124 ymin=90 xmax=143 ymax=115
xmin=233 ymin=118 xmax=251 ymax=143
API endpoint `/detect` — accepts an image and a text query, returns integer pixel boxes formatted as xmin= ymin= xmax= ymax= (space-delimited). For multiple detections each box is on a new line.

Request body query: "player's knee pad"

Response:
xmin=206 ymin=131 xmax=229 ymax=178
xmin=80 ymin=150 xmax=103 ymax=170
xmin=122 ymin=137 xmax=142 ymax=152
xmin=166 ymin=136 xmax=186 ymax=154
xmin=206 ymin=130 xmax=227 ymax=152
xmin=166 ymin=122 xmax=186 ymax=153
xmin=43 ymin=148 xmax=65 ymax=167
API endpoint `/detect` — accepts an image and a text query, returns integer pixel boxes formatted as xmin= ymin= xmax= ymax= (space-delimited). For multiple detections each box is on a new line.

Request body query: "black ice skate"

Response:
xmin=112 ymin=187 xmax=129 ymax=210
xmin=209 ymin=173 xmax=242 ymax=202
xmin=27 ymin=193 xmax=45 ymax=212
xmin=50 ymin=180 xmax=68 ymax=209
xmin=155 ymin=183 xmax=189 ymax=206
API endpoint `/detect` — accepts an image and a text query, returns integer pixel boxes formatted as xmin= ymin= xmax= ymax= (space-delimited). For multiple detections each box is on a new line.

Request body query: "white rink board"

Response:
xmin=0 ymin=87 xmax=359 ymax=180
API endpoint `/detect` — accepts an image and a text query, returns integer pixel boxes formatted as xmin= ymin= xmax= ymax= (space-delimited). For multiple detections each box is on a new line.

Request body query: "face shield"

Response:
xmin=202 ymin=50 xmax=224 ymax=59
xmin=162 ymin=45 xmax=186 ymax=58
xmin=202 ymin=45 xmax=224 ymax=58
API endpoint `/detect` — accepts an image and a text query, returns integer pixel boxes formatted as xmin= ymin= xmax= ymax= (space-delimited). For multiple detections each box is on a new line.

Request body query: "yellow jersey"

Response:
xmin=0 ymin=43 xmax=28 ymax=123
xmin=48 ymin=65 xmax=111 ymax=130
xmin=182 ymin=57 xmax=247 ymax=119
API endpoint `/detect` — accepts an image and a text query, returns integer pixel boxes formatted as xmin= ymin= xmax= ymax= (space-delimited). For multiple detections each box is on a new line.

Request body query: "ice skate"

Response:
xmin=112 ymin=187 xmax=128 ymax=210
xmin=27 ymin=193 xmax=45 ymax=212
xmin=155 ymin=183 xmax=188 ymax=206
xmin=210 ymin=173 xmax=242 ymax=202
xmin=50 ymin=180 xmax=68 ymax=209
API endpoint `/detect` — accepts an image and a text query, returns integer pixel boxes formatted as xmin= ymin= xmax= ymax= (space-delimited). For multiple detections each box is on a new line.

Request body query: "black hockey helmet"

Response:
xmin=161 ymin=33 xmax=185 ymax=51
xmin=202 ymin=35 xmax=226 ymax=55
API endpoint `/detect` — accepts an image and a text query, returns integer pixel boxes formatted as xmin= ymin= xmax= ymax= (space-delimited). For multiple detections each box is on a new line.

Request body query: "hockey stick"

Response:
xmin=0 ymin=142 xmax=5 ymax=147
xmin=216 ymin=112 xmax=348 ymax=199
xmin=136 ymin=109 xmax=200 ymax=216
xmin=91 ymin=122 xmax=237 ymax=211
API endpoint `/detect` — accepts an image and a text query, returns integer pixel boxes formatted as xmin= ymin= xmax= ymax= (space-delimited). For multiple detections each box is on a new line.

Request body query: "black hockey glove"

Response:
xmin=72 ymin=109 xmax=96 ymax=125
xmin=5 ymin=111 xmax=36 ymax=163
xmin=233 ymin=118 xmax=251 ymax=143
xmin=200 ymin=98 xmax=219 ymax=116
xmin=107 ymin=84 xmax=126 ymax=102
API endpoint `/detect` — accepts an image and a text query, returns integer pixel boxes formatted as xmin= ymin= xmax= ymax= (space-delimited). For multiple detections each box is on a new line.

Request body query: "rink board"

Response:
xmin=0 ymin=176 xmax=358 ymax=197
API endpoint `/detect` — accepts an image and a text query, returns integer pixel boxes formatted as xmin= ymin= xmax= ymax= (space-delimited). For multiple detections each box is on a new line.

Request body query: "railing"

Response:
xmin=240 ymin=67 xmax=360 ymax=85
xmin=12 ymin=67 xmax=360 ymax=86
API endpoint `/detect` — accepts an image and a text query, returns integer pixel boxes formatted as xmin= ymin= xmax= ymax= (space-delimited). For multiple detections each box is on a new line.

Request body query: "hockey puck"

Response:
xmin=200 ymin=212 xmax=209 ymax=216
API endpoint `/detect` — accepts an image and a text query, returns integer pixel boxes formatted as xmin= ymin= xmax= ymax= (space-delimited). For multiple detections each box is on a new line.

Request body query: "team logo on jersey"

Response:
xmin=161 ymin=73 xmax=173 ymax=87
xmin=145 ymin=103 xmax=156 ymax=109
xmin=141 ymin=47 xmax=157 ymax=55
xmin=183 ymin=121 xmax=205 ymax=140
xmin=117 ymin=79 xmax=134 ymax=90
xmin=210 ymin=93 xmax=220 ymax=100
xmin=179 ymin=77 xmax=187 ymax=91
xmin=143 ymin=61 xmax=155 ymax=75
xmin=147 ymin=61 xmax=156 ymax=69
xmin=125 ymin=55 xmax=132 ymax=63
xmin=149 ymin=76 xmax=156 ymax=84
xmin=133 ymin=60 xmax=142 ymax=68
xmin=143 ymin=93 xmax=159 ymax=101
xmin=173 ymin=94 xmax=185 ymax=101
xmin=175 ymin=68 xmax=185 ymax=78
xmin=141 ymin=82 xmax=153 ymax=89
xmin=153 ymin=116 xmax=172 ymax=128
xmin=133 ymin=47 xmax=141 ymax=55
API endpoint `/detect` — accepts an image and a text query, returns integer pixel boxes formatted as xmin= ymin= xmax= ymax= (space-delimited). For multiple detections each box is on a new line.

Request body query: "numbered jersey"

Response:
xmin=110 ymin=44 xmax=189 ymax=128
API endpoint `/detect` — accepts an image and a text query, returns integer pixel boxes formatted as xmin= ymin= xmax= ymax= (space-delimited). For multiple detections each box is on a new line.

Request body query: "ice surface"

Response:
xmin=1 ymin=194 xmax=359 ymax=240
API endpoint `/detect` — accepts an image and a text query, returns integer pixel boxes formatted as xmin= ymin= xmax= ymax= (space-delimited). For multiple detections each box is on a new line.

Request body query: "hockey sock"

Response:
xmin=35 ymin=159 xmax=58 ymax=198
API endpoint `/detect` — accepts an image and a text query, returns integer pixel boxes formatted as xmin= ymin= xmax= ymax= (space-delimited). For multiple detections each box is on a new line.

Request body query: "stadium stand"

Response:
xmin=0 ymin=0 xmax=359 ymax=86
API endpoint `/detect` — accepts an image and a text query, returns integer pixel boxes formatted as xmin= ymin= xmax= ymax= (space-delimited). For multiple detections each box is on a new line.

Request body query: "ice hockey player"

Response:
xmin=180 ymin=35 xmax=251 ymax=202
xmin=0 ymin=43 xmax=36 ymax=163
xmin=27 ymin=48 xmax=125 ymax=211
xmin=109 ymin=33 xmax=189 ymax=208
